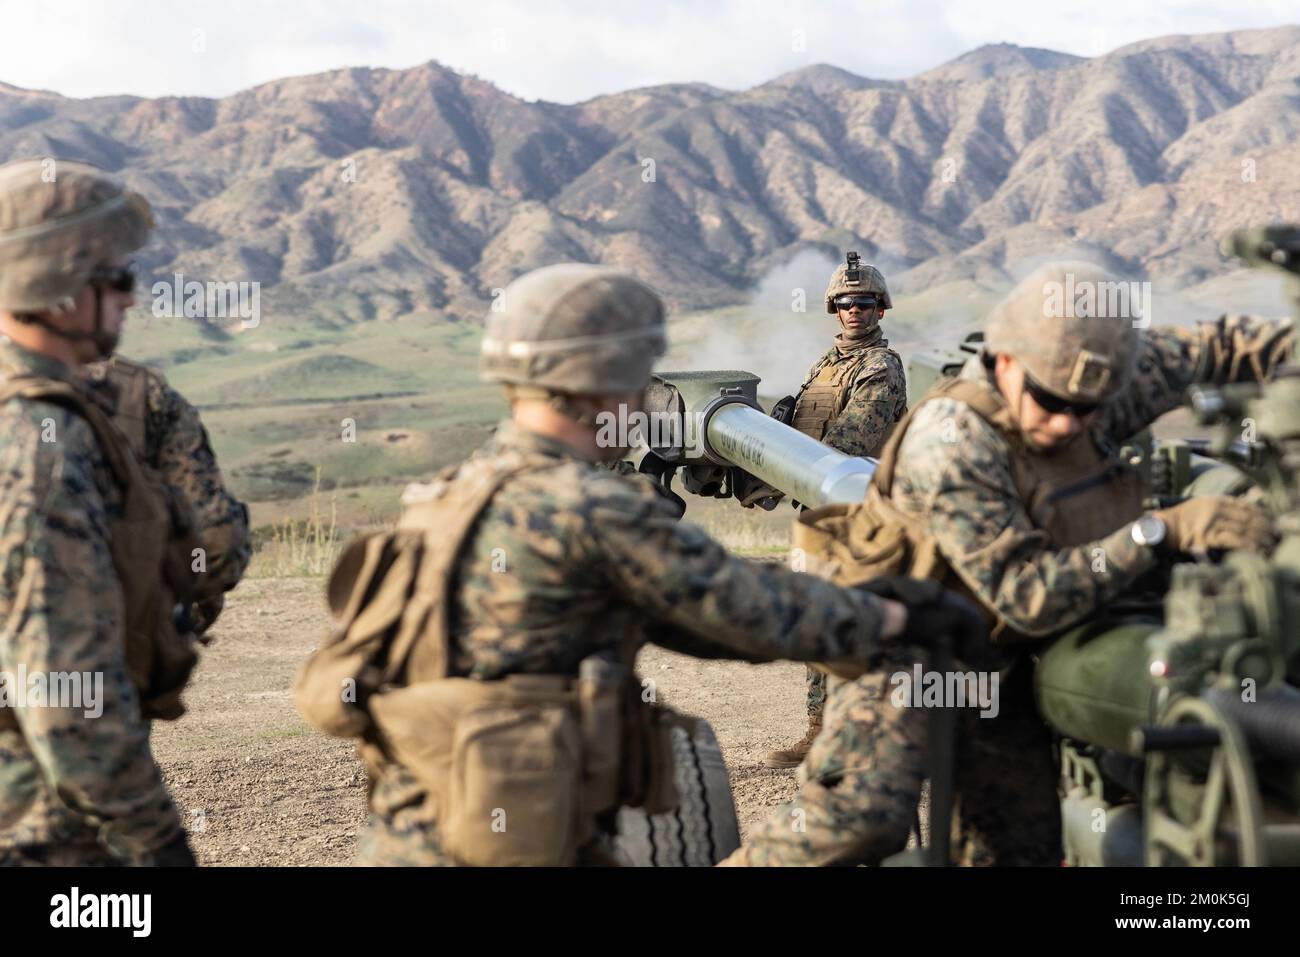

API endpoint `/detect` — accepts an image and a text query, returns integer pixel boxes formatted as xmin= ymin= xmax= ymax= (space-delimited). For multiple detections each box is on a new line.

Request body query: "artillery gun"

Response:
xmin=636 ymin=225 xmax=1300 ymax=866
xmin=1036 ymin=226 xmax=1300 ymax=867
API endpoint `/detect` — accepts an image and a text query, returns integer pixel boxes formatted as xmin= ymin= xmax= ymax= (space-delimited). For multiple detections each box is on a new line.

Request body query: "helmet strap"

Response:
xmin=89 ymin=284 xmax=119 ymax=358
xmin=19 ymin=285 xmax=116 ymax=358
xmin=504 ymin=383 xmax=600 ymax=428
xmin=548 ymin=392 xmax=600 ymax=428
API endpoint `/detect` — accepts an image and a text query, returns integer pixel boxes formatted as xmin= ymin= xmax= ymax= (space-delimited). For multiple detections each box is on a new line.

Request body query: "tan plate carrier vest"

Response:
xmin=103 ymin=358 xmax=248 ymax=627
xmin=295 ymin=452 xmax=683 ymax=866
xmin=0 ymin=375 xmax=202 ymax=722
xmin=103 ymin=358 xmax=150 ymax=458
xmin=791 ymin=345 xmax=901 ymax=442
xmin=793 ymin=376 xmax=1144 ymax=643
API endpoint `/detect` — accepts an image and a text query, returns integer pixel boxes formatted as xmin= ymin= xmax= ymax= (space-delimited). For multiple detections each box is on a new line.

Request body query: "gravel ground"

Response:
xmin=152 ymin=576 xmax=813 ymax=865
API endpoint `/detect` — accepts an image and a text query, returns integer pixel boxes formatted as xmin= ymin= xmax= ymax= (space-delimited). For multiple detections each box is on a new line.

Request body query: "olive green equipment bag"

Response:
xmin=0 ymin=376 xmax=202 ymax=720
xmin=295 ymin=456 xmax=680 ymax=866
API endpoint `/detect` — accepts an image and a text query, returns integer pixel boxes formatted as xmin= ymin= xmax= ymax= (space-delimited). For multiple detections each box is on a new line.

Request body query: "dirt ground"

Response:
xmin=152 ymin=576 xmax=811 ymax=866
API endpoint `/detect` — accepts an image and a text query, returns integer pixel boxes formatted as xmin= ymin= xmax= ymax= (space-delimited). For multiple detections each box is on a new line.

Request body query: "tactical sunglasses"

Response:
xmin=89 ymin=262 xmax=137 ymax=294
xmin=833 ymin=295 xmax=879 ymax=310
xmin=1022 ymin=370 xmax=1100 ymax=418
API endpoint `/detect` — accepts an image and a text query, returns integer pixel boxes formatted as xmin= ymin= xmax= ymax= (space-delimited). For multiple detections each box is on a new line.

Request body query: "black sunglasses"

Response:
xmin=1022 ymin=371 xmax=1100 ymax=418
xmin=89 ymin=262 xmax=137 ymax=294
xmin=834 ymin=295 xmax=879 ymax=310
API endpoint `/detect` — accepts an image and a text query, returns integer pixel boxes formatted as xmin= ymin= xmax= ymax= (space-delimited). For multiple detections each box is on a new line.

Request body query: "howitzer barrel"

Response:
xmin=1205 ymin=685 xmax=1300 ymax=765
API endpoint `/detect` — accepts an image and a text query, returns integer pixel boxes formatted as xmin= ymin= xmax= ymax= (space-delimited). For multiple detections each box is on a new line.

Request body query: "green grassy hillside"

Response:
xmin=120 ymin=268 xmax=1280 ymax=547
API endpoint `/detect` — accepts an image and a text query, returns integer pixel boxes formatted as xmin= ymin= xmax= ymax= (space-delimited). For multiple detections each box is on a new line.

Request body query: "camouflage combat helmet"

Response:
xmin=0 ymin=158 xmax=153 ymax=313
xmin=480 ymin=263 xmax=667 ymax=394
xmin=825 ymin=251 xmax=891 ymax=313
xmin=984 ymin=261 xmax=1140 ymax=404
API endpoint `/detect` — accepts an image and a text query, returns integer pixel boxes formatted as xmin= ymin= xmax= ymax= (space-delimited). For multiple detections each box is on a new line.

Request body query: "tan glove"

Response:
xmin=1153 ymin=496 xmax=1275 ymax=553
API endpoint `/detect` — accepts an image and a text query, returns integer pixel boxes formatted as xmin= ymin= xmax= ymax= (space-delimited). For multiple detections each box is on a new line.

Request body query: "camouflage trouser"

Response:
xmin=0 ymin=843 xmax=121 ymax=867
xmin=356 ymin=811 xmax=621 ymax=867
xmin=723 ymin=652 xmax=1060 ymax=866
xmin=805 ymin=666 xmax=826 ymax=719
xmin=355 ymin=811 xmax=457 ymax=867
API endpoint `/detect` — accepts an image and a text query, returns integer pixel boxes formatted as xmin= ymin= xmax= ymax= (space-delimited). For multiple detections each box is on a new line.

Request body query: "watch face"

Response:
xmin=1133 ymin=515 xmax=1165 ymax=547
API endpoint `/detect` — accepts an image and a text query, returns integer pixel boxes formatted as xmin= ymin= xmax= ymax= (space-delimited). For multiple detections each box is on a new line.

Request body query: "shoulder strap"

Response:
xmin=800 ymin=348 xmax=836 ymax=391
xmin=833 ymin=348 xmax=870 ymax=387
xmin=830 ymin=343 xmax=902 ymax=393
xmin=103 ymin=359 xmax=151 ymax=461
xmin=936 ymin=376 xmax=1013 ymax=425
xmin=382 ymin=454 xmax=552 ymax=682
xmin=874 ymin=376 xmax=1015 ymax=496
xmin=0 ymin=375 xmax=133 ymax=486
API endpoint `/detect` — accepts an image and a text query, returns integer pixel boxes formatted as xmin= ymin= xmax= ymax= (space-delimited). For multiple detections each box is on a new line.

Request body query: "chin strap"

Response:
xmin=17 ymin=286 xmax=116 ymax=359
xmin=505 ymin=384 xmax=602 ymax=428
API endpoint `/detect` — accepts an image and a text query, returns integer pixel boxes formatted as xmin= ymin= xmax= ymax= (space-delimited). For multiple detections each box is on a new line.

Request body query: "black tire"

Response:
xmin=613 ymin=719 xmax=741 ymax=866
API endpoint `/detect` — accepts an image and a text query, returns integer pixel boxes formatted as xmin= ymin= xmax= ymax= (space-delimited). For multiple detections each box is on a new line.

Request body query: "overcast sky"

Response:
xmin=2 ymin=0 xmax=1298 ymax=102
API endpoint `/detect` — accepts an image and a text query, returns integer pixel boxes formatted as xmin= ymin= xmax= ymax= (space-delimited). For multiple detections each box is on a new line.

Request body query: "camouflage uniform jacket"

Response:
xmin=0 ymin=341 xmax=183 ymax=862
xmin=723 ymin=314 xmax=1293 ymax=869
xmin=438 ymin=422 xmax=889 ymax=675
xmin=889 ymin=314 xmax=1295 ymax=639
xmin=360 ymin=420 xmax=891 ymax=862
xmin=792 ymin=325 xmax=907 ymax=458
xmin=85 ymin=356 xmax=250 ymax=630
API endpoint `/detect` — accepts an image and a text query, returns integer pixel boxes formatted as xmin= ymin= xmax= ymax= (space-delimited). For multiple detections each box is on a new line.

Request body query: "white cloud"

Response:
xmin=0 ymin=0 xmax=1296 ymax=102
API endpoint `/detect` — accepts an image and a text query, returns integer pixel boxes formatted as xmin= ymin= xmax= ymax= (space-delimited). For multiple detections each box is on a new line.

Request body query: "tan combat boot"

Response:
xmin=761 ymin=716 xmax=822 ymax=769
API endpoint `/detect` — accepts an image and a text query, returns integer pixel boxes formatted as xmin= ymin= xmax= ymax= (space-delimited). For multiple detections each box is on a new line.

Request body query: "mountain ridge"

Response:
xmin=2 ymin=26 xmax=1298 ymax=323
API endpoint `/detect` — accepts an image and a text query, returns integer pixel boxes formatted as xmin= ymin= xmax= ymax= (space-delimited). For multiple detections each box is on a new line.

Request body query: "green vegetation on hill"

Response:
xmin=123 ymin=267 xmax=1278 ymax=543
xmin=119 ymin=311 xmax=503 ymax=533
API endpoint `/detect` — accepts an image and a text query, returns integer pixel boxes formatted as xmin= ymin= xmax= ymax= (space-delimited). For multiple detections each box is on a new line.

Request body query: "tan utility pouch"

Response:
xmin=369 ymin=675 xmax=584 ymax=866
xmin=445 ymin=703 xmax=582 ymax=866
xmin=369 ymin=670 xmax=685 ymax=864
xmin=297 ymin=531 xmax=424 ymax=738
xmin=793 ymin=488 xmax=945 ymax=587
xmin=111 ymin=480 xmax=201 ymax=720
xmin=576 ymin=657 xmax=624 ymax=815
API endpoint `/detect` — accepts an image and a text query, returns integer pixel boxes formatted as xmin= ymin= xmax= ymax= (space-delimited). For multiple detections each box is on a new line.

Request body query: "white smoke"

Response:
xmin=667 ymin=247 xmax=1296 ymax=406
xmin=673 ymin=249 xmax=844 ymax=400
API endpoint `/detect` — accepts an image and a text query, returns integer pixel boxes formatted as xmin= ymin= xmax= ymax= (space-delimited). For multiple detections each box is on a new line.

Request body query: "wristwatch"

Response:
xmin=1131 ymin=514 xmax=1167 ymax=548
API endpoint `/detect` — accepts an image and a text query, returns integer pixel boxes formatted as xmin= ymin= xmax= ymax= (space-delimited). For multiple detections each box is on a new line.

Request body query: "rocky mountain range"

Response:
xmin=2 ymin=25 xmax=1299 ymax=324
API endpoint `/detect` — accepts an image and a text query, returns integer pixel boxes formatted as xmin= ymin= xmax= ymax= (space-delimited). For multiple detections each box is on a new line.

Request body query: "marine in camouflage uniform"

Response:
xmin=0 ymin=160 xmax=194 ymax=867
xmin=335 ymin=264 xmax=966 ymax=866
xmin=85 ymin=356 xmax=251 ymax=632
xmin=727 ymin=262 xmax=1289 ymax=866
xmin=764 ymin=254 xmax=908 ymax=770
